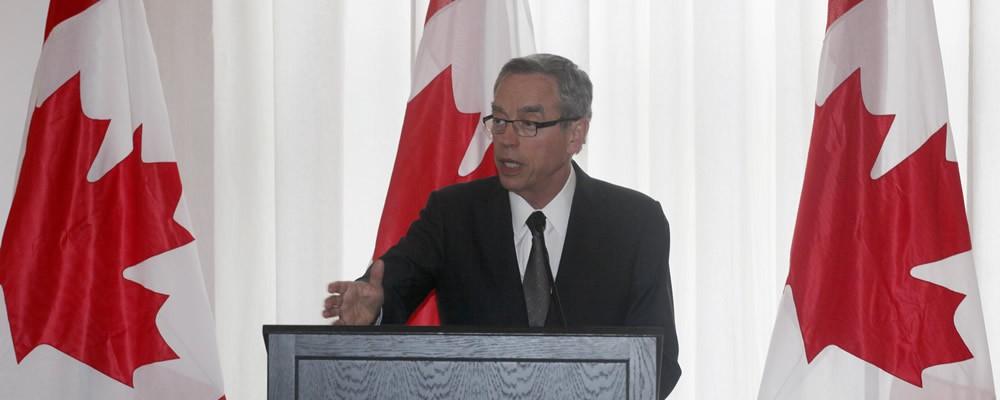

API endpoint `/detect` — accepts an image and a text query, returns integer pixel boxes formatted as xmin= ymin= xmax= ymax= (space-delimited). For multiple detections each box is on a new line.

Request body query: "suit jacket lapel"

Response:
xmin=552 ymin=162 xmax=607 ymax=326
xmin=475 ymin=179 xmax=528 ymax=325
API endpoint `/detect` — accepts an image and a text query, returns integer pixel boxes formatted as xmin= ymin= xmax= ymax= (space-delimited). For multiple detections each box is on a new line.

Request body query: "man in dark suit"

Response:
xmin=324 ymin=53 xmax=680 ymax=398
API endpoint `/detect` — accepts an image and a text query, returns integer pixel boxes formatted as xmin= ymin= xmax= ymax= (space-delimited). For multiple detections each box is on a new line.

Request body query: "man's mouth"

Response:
xmin=497 ymin=158 xmax=523 ymax=173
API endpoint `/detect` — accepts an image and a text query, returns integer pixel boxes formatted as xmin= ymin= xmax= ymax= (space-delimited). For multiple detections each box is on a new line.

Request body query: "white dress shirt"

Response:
xmin=509 ymin=167 xmax=577 ymax=281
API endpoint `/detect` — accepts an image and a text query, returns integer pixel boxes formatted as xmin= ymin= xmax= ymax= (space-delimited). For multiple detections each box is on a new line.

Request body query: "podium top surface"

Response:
xmin=262 ymin=325 xmax=664 ymax=351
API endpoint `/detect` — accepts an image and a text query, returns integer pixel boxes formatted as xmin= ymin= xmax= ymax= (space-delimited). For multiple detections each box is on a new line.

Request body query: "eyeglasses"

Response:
xmin=482 ymin=115 xmax=581 ymax=137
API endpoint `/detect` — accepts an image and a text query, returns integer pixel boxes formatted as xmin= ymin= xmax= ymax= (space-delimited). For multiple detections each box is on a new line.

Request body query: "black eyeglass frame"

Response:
xmin=482 ymin=115 xmax=582 ymax=137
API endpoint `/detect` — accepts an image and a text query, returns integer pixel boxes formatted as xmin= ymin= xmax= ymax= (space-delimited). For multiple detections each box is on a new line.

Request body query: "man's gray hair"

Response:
xmin=494 ymin=53 xmax=593 ymax=120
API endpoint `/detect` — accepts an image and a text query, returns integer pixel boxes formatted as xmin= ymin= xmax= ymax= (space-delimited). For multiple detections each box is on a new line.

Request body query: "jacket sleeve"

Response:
xmin=364 ymin=190 xmax=447 ymax=324
xmin=625 ymin=201 xmax=681 ymax=399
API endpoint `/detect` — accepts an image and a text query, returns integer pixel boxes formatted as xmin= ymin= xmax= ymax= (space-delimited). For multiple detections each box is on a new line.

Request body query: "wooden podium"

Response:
xmin=263 ymin=325 xmax=662 ymax=399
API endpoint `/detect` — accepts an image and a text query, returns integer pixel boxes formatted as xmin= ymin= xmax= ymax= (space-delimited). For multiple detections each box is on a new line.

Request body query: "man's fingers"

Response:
xmin=328 ymin=281 xmax=350 ymax=294
xmin=322 ymin=303 xmax=339 ymax=319
xmin=324 ymin=294 xmax=341 ymax=309
xmin=322 ymin=292 xmax=345 ymax=319
xmin=369 ymin=259 xmax=385 ymax=287
xmin=324 ymin=261 xmax=382 ymax=325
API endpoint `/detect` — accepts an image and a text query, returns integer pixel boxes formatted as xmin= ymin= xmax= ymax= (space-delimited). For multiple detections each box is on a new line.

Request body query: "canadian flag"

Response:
xmin=758 ymin=1 xmax=996 ymax=399
xmin=373 ymin=0 xmax=535 ymax=325
xmin=0 ymin=1 xmax=225 ymax=399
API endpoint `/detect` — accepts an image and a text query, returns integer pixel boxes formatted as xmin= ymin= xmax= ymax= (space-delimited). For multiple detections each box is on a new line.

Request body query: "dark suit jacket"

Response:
xmin=376 ymin=162 xmax=681 ymax=397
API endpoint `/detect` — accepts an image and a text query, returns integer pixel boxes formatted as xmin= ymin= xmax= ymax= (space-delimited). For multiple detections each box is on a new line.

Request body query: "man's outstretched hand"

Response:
xmin=323 ymin=260 xmax=385 ymax=325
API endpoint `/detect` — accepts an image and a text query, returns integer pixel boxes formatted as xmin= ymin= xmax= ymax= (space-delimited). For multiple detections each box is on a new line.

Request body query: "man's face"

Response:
xmin=491 ymin=73 xmax=587 ymax=208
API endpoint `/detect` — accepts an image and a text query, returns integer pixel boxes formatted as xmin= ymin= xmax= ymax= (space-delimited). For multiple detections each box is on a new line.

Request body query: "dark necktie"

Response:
xmin=523 ymin=211 xmax=551 ymax=327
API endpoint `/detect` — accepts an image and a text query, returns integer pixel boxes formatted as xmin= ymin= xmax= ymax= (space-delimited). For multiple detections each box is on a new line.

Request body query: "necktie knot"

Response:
xmin=527 ymin=211 xmax=546 ymax=236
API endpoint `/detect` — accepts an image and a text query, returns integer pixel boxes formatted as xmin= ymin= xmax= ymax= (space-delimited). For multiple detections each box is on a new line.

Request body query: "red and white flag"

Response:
xmin=373 ymin=0 xmax=535 ymax=325
xmin=0 ymin=1 xmax=225 ymax=398
xmin=759 ymin=1 xmax=995 ymax=398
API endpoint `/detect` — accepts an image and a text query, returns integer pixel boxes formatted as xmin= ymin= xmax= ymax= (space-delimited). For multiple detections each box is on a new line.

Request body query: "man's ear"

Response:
xmin=567 ymin=117 xmax=589 ymax=155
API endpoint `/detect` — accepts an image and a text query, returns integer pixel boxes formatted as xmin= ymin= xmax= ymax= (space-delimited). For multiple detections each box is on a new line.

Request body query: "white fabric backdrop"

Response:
xmin=1 ymin=1 xmax=997 ymax=399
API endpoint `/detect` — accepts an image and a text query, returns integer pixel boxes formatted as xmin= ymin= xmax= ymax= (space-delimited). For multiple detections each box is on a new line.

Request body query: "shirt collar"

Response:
xmin=509 ymin=166 xmax=577 ymax=237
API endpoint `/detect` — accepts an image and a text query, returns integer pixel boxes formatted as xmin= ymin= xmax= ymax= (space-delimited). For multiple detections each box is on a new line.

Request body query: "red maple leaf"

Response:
xmin=787 ymin=69 xmax=973 ymax=387
xmin=0 ymin=74 xmax=191 ymax=386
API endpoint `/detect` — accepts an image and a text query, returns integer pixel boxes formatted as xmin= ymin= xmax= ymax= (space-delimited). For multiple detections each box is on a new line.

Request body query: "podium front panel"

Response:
xmin=265 ymin=326 xmax=660 ymax=400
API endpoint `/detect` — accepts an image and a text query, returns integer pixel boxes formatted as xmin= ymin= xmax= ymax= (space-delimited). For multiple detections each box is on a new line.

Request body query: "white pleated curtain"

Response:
xmin=207 ymin=1 xmax=999 ymax=399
